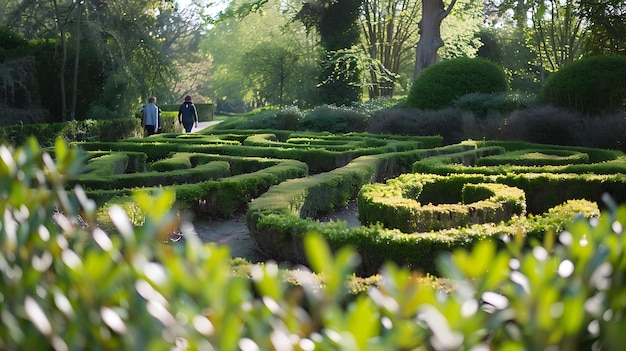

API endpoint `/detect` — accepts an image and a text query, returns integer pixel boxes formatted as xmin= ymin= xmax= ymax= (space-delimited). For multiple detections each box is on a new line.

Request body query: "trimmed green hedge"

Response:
xmin=413 ymin=141 xmax=626 ymax=176
xmin=249 ymin=199 xmax=598 ymax=275
xmin=72 ymin=154 xmax=309 ymax=217
xmin=476 ymin=149 xmax=590 ymax=166
xmin=245 ymin=143 xmax=475 ymax=226
xmin=245 ymin=139 xmax=626 ymax=275
xmin=75 ymin=131 xmax=443 ymax=173
xmin=358 ymin=175 xmax=526 ymax=233
xmin=406 ymin=57 xmax=508 ymax=110
xmin=71 ymin=154 xmax=232 ymax=191
xmin=0 ymin=118 xmax=143 ymax=147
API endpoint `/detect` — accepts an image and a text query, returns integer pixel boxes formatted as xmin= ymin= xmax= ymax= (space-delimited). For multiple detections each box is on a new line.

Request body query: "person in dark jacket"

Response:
xmin=178 ymin=95 xmax=198 ymax=133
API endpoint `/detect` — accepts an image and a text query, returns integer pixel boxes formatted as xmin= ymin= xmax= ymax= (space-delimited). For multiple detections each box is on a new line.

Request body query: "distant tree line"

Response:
xmin=0 ymin=0 xmax=624 ymax=120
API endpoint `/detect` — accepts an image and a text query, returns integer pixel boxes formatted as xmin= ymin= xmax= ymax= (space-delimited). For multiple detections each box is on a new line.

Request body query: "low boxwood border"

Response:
xmin=246 ymin=144 xmax=619 ymax=275
xmin=358 ymin=175 xmax=526 ymax=233
xmin=81 ymin=157 xmax=309 ymax=217
xmin=413 ymin=142 xmax=626 ymax=176
xmin=249 ymin=199 xmax=598 ymax=276
xmin=476 ymin=149 xmax=589 ymax=166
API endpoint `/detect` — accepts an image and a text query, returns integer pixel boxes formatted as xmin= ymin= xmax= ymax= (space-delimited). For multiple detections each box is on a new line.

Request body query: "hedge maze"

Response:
xmin=71 ymin=130 xmax=626 ymax=275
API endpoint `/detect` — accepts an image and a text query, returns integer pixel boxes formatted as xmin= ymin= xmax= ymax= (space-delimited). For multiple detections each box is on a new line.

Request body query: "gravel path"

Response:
xmin=193 ymin=214 xmax=267 ymax=263
xmin=192 ymin=201 xmax=360 ymax=262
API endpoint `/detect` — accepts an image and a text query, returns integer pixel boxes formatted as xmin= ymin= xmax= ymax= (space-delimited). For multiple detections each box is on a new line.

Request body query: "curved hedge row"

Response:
xmin=358 ymin=175 xmax=526 ymax=232
xmin=248 ymin=198 xmax=597 ymax=275
xmin=413 ymin=141 xmax=626 ymax=176
xmin=71 ymin=130 xmax=446 ymax=218
xmin=77 ymin=131 xmax=442 ymax=173
xmin=244 ymin=139 xmax=626 ymax=275
xmin=476 ymin=149 xmax=590 ymax=166
xmin=66 ymin=129 xmax=626 ymax=276
xmin=246 ymin=166 xmax=602 ymax=275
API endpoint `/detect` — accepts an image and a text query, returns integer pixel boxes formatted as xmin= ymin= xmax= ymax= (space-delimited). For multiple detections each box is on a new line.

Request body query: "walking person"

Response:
xmin=142 ymin=96 xmax=161 ymax=136
xmin=178 ymin=95 xmax=198 ymax=133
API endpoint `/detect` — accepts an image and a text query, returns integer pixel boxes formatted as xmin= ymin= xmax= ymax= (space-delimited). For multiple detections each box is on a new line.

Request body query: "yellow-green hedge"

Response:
xmin=358 ymin=175 xmax=526 ymax=233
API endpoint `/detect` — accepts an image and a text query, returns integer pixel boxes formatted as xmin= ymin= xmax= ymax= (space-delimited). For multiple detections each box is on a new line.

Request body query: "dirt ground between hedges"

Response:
xmin=191 ymin=201 xmax=361 ymax=263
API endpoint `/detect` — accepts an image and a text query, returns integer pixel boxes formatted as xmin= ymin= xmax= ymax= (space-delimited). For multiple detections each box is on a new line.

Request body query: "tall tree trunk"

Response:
xmin=52 ymin=0 xmax=68 ymax=121
xmin=413 ymin=0 xmax=457 ymax=80
xmin=71 ymin=2 xmax=82 ymax=121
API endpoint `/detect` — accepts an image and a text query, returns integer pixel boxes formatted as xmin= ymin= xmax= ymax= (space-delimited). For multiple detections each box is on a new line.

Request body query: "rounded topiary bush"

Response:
xmin=542 ymin=55 xmax=626 ymax=115
xmin=406 ymin=57 xmax=509 ymax=110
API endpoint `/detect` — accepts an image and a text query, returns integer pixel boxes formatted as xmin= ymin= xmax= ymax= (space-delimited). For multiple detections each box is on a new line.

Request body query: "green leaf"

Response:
xmin=346 ymin=297 xmax=380 ymax=350
xmin=304 ymin=232 xmax=333 ymax=274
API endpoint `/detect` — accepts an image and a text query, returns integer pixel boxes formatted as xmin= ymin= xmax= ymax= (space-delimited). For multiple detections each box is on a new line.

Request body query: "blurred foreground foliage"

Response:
xmin=2 ymin=138 xmax=626 ymax=350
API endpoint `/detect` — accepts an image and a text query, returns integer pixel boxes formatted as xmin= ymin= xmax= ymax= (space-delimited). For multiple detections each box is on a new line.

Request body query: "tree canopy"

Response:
xmin=1 ymin=0 xmax=624 ymax=119
xmin=0 ymin=0 xmax=206 ymax=120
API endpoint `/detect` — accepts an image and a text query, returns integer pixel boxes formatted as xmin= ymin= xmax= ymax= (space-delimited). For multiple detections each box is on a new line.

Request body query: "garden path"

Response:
xmin=192 ymin=201 xmax=360 ymax=263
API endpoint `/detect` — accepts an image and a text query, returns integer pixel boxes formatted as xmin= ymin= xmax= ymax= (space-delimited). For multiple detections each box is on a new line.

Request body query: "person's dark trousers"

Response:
xmin=145 ymin=125 xmax=156 ymax=135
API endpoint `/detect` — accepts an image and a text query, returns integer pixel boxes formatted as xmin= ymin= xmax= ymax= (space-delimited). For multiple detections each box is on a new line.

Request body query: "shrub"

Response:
xmin=502 ymin=106 xmax=585 ymax=146
xmin=0 ymin=119 xmax=65 ymax=147
xmin=226 ymin=107 xmax=303 ymax=130
xmin=542 ymin=55 xmax=626 ymax=114
xmin=368 ymin=107 xmax=473 ymax=144
xmin=406 ymin=57 xmax=509 ymax=110
xmin=212 ymin=100 xmax=400 ymax=133
xmin=358 ymin=175 xmax=526 ymax=233
xmin=452 ymin=92 xmax=537 ymax=118
xmin=349 ymin=97 xmax=400 ymax=114
xmin=476 ymin=149 xmax=590 ymax=167
xmin=87 ymin=104 xmax=118 ymax=120
xmin=61 ymin=118 xmax=143 ymax=142
xmin=299 ymin=105 xmax=369 ymax=133
xmin=580 ymin=112 xmax=626 ymax=150
xmin=236 ymin=109 xmax=284 ymax=129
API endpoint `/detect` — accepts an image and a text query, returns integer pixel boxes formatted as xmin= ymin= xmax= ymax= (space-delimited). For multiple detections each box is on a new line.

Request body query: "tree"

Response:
xmin=360 ymin=0 xmax=482 ymax=95
xmin=70 ymin=1 xmax=83 ymax=121
xmin=486 ymin=0 xmax=531 ymax=28
xmin=202 ymin=0 xmax=319 ymax=111
xmin=0 ymin=29 xmax=40 ymax=108
xmin=360 ymin=0 xmax=422 ymax=98
xmin=477 ymin=27 xmax=543 ymax=93
xmin=241 ymin=43 xmax=302 ymax=107
xmin=297 ymin=0 xmax=364 ymax=105
xmin=154 ymin=2 xmax=212 ymax=103
xmin=86 ymin=0 xmax=177 ymax=111
xmin=413 ymin=0 xmax=458 ymax=79
xmin=579 ymin=0 xmax=626 ymax=56
xmin=528 ymin=0 xmax=586 ymax=74
xmin=437 ymin=0 xmax=484 ymax=60
xmin=2 ymin=0 xmax=185 ymax=119
xmin=51 ymin=0 xmax=71 ymax=121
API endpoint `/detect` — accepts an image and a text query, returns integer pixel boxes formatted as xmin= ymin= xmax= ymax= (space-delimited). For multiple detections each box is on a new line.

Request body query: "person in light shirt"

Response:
xmin=142 ymin=96 xmax=161 ymax=136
